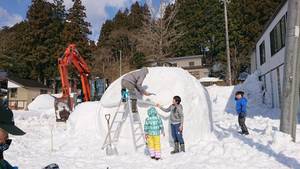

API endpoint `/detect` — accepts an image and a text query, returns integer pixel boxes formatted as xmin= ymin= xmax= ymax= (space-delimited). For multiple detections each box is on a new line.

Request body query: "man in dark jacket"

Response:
xmin=0 ymin=94 xmax=25 ymax=169
xmin=121 ymin=67 xmax=151 ymax=114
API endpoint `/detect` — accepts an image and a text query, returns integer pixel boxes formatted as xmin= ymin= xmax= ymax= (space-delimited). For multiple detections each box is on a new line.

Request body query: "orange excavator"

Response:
xmin=55 ymin=44 xmax=91 ymax=121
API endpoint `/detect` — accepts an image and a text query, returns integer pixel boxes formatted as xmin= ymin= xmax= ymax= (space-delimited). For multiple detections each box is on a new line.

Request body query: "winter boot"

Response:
xmin=180 ymin=144 xmax=185 ymax=152
xmin=170 ymin=142 xmax=180 ymax=154
xmin=131 ymin=99 xmax=138 ymax=113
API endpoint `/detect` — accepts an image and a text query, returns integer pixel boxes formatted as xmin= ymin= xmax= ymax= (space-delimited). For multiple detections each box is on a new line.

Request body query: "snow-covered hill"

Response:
xmin=5 ymin=69 xmax=300 ymax=169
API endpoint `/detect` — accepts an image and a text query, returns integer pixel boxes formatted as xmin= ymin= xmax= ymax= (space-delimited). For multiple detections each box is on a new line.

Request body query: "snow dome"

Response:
xmin=68 ymin=67 xmax=213 ymax=153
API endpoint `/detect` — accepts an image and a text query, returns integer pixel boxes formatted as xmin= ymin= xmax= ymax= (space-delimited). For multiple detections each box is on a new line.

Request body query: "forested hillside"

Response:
xmin=0 ymin=0 xmax=284 ymax=83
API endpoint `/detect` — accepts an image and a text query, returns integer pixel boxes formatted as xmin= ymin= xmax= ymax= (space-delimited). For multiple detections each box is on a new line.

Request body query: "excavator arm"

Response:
xmin=56 ymin=44 xmax=91 ymax=121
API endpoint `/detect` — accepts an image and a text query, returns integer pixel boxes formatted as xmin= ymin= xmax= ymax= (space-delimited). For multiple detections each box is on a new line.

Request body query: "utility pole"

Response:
xmin=119 ymin=50 xmax=122 ymax=77
xmin=280 ymin=0 xmax=300 ymax=142
xmin=221 ymin=0 xmax=232 ymax=85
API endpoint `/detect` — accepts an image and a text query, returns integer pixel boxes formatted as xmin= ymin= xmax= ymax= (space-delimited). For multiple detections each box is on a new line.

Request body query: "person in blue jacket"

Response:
xmin=235 ymin=91 xmax=249 ymax=135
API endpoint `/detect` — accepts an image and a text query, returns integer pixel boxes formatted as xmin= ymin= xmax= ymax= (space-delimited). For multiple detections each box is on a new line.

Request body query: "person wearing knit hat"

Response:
xmin=144 ymin=107 xmax=164 ymax=160
xmin=0 ymin=96 xmax=25 ymax=169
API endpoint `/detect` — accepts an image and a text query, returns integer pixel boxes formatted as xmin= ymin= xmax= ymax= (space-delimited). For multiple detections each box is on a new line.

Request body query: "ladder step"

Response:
xmin=113 ymin=119 xmax=125 ymax=123
xmin=133 ymin=121 xmax=142 ymax=124
xmin=133 ymin=127 xmax=142 ymax=132
xmin=136 ymin=144 xmax=145 ymax=149
xmin=110 ymin=129 xmax=117 ymax=133
xmin=102 ymin=98 xmax=146 ymax=152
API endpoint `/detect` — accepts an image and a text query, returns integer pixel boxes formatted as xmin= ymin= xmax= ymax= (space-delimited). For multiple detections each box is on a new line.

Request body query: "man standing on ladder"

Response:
xmin=121 ymin=67 xmax=151 ymax=121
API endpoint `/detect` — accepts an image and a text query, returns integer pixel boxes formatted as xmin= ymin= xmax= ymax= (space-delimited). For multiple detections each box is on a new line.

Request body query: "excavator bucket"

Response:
xmin=54 ymin=97 xmax=72 ymax=122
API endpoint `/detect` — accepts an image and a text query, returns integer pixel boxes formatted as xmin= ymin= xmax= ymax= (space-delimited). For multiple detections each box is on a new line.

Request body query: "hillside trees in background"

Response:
xmin=93 ymin=2 xmax=151 ymax=80
xmin=0 ymin=0 xmax=96 ymax=86
xmin=0 ymin=0 xmax=285 ymax=83
xmin=174 ymin=0 xmax=283 ymax=81
xmin=228 ymin=0 xmax=282 ymax=81
xmin=0 ymin=0 xmax=67 ymax=83
xmin=62 ymin=0 xmax=93 ymax=60
xmin=136 ymin=1 xmax=184 ymax=63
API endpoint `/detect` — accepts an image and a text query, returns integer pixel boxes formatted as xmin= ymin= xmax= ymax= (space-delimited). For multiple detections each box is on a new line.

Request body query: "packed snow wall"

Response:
xmin=68 ymin=67 xmax=213 ymax=153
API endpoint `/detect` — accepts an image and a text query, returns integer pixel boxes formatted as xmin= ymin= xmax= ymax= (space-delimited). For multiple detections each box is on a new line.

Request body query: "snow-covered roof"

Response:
xmin=199 ymin=77 xmax=223 ymax=82
xmin=8 ymin=76 xmax=50 ymax=89
xmin=8 ymin=80 xmax=21 ymax=88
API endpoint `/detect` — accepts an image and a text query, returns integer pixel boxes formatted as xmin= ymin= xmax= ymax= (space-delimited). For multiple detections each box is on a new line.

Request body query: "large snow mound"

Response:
xmin=27 ymin=94 xmax=55 ymax=117
xmin=28 ymin=94 xmax=55 ymax=111
xmin=68 ymin=101 xmax=104 ymax=139
xmin=68 ymin=67 xmax=213 ymax=153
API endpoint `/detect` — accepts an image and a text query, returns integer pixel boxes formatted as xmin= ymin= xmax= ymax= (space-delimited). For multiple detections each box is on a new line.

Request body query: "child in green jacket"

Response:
xmin=144 ymin=107 xmax=164 ymax=160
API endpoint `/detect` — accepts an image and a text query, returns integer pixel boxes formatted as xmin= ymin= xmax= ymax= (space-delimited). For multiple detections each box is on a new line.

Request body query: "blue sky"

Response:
xmin=0 ymin=0 xmax=162 ymax=41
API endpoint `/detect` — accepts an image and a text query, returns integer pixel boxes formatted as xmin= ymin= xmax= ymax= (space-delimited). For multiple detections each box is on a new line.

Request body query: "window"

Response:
xmin=262 ymin=75 xmax=267 ymax=104
xmin=10 ymin=88 xmax=17 ymax=98
xmin=259 ymin=41 xmax=266 ymax=65
xmin=40 ymin=89 xmax=48 ymax=94
xmin=270 ymin=15 xmax=287 ymax=56
xmin=189 ymin=61 xmax=195 ymax=66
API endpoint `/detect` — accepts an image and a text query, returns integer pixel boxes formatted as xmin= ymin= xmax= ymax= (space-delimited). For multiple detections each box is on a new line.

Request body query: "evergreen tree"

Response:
xmin=130 ymin=52 xmax=146 ymax=69
xmin=0 ymin=22 xmax=31 ymax=78
xmin=26 ymin=0 xmax=66 ymax=82
xmin=97 ymin=20 xmax=114 ymax=45
xmin=113 ymin=10 xmax=130 ymax=29
xmin=128 ymin=2 xmax=144 ymax=30
xmin=62 ymin=0 xmax=92 ymax=59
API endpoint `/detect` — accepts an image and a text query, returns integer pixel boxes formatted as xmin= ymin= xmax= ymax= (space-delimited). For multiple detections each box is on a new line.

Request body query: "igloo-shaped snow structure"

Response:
xmin=68 ymin=67 xmax=213 ymax=153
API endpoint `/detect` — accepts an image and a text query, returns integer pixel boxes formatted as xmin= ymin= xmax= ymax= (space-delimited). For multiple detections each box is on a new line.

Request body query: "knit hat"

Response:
xmin=0 ymin=106 xmax=25 ymax=135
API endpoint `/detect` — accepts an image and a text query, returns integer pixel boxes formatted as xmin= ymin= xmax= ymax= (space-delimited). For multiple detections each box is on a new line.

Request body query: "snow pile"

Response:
xmin=27 ymin=94 xmax=55 ymax=118
xmin=206 ymin=85 xmax=235 ymax=113
xmin=242 ymin=71 xmax=264 ymax=106
xmin=68 ymin=67 xmax=213 ymax=153
xmin=28 ymin=94 xmax=55 ymax=111
xmin=67 ymin=101 xmax=104 ymax=139
xmin=206 ymin=71 xmax=263 ymax=113
xmin=206 ymin=71 xmax=280 ymax=118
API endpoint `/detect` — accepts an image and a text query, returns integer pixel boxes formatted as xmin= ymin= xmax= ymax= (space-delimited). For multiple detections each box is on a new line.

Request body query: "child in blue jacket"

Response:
xmin=235 ymin=91 xmax=249 ymax=135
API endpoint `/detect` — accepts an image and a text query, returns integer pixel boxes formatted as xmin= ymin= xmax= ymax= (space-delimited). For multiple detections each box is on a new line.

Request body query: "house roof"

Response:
xmin=8 ymin=76 xmax=50 ymax=89
xmin=166 ymin=55 xmax=203 ymax=62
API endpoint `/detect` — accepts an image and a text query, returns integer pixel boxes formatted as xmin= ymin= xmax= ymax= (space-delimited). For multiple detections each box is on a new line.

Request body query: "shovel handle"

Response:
xmin=105 ymin=114 xmax=111 ymax=121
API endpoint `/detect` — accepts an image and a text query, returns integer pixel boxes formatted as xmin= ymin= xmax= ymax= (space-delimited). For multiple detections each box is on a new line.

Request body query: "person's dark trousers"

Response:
xmin=171 ymin=123 xmax=184 ymax=144
xmin=238 ymin=114 xmax=249 ymax=134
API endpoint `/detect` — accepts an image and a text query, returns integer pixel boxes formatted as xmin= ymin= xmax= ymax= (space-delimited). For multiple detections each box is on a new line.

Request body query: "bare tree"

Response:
xmin=136 ymin=0 xmax=184 ymax=63
xmin=92 ymin=46 xmax=112 ymax=77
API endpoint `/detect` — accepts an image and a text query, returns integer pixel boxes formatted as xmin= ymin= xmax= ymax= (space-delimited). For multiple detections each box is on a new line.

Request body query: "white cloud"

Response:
xmin=0 ymin=7 xmax=23 ymax=27
xmin=61 ymin=0 xmax=139 ymax=41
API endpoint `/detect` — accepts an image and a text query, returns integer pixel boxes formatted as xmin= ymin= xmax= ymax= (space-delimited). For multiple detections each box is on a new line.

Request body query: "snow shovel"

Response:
xmin=105 ymin=114 xmax=118 ymax=156
xmin=144 ymin=135 xmax=150 ymax=156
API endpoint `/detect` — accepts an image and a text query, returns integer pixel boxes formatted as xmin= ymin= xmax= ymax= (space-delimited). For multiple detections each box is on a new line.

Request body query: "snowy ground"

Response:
xmin=4 ymin=72 xmax=300 ymax=169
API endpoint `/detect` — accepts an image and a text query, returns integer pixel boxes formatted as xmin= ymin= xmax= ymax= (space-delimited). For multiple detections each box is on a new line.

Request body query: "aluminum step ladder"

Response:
xmin=101 ymin=96 xmax=146 ymax=152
